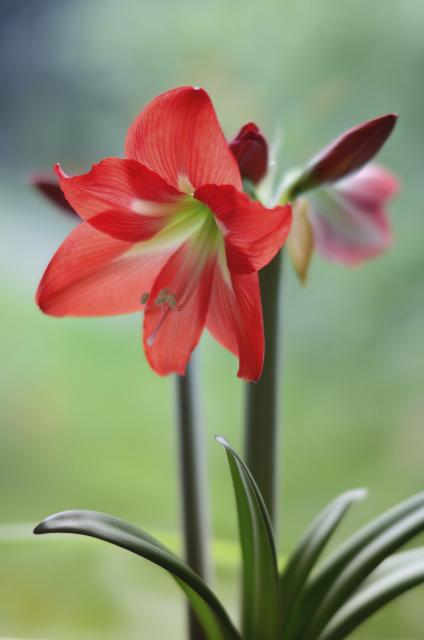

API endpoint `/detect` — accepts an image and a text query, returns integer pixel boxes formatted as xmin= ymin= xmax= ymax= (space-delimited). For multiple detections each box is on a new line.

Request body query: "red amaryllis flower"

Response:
xmin=36 ymin=87 xmax=292 ymax=381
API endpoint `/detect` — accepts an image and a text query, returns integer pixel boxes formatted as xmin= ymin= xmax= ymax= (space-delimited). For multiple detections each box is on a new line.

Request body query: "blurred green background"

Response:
xmin=1 ymin=0 xmax=423 ymax=637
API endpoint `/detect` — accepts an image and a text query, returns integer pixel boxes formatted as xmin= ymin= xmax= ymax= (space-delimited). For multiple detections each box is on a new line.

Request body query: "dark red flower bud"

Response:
xmin=229 ymin=123 xmax=269 ymax=184
xmin=290 ymin=113 xmax=398 ymax=196
xmin=30 ymin=173 xmax=77 ymax=216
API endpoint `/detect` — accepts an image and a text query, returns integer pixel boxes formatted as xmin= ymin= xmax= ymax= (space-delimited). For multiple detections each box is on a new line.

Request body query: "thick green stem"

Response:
xmin=175 ymin=351 xmax=212 ymax=640
xmin=245 ymin=250 xmax=284 ymax=528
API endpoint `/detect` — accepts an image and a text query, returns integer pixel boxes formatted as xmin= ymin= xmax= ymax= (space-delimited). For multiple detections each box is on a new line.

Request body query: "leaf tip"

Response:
xmin=33 ymin=520 xmax=47 ymax=535
xmin=350 ymin=488 xmax=369 ymax=502
xmin=215 ymin=435 xmax=229 ymax=447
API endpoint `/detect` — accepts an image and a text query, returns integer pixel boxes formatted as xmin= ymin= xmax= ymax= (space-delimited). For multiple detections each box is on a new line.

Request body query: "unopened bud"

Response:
xmin=230 ymin=123 xmax=268 ymax=185
xmin=288 ymin=113 xmax=397 ymax=197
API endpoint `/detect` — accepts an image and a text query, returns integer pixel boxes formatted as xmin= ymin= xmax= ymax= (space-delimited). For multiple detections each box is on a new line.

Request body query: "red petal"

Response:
xmin=55 ymin=158 xmax=182 ymax=242
xmin=125 ymin=86 xmax=242 ymax=191
xmin=308 ymin=165 xmax=398 ymax=265
xmin=195 ymin=184 xmax=292 ymax=273
xmin=143 ymin=244 xmax=216 ymax=376
xmin=88 ymin=210 xmax=169 ymax=243
xmin=206 ymin=262 xmax=263 ymax=382
xmin=291 ymin=114 xmax=397 ymax=194
xmin=30 ymin=173 xmax=77 ymax=215
xmin=36 ymin=222 xmax=172 ymax=316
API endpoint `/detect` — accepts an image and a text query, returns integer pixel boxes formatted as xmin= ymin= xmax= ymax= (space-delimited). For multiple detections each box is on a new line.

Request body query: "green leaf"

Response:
xmin=296 ymin=491 xmax=424 ymax=638
xmin=216 ymin=436 xmax=280 ymax=640
xmin=280 ymin=488 xmax=366 ymax=639
xmin=302 ymin=500 xmax=424 ymax=639
xmin=318 ymin=549 xmax=424 ymax=640
xmin=362 ymin=547 xmax=424 ymax=583
xmin=34 ymin=510 xmax=240 ymax=640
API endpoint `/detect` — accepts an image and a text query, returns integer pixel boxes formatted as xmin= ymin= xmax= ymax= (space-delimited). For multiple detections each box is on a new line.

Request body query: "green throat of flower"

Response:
xmin=144 ymin=196 xmax=222 ymax=346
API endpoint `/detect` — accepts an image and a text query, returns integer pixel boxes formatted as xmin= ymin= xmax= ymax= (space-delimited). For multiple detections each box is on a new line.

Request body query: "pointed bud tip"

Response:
xmin=367 ymin=112 xmax=398 ymax=136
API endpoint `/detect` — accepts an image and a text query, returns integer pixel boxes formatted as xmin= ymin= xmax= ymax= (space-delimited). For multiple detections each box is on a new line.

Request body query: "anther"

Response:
xmin=155 ymin=288 xmax=177 ymax=310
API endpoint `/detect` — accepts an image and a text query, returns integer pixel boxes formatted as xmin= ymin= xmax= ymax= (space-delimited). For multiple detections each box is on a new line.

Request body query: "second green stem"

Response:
xmin=245 ymin=250 xmax=284 ymax=529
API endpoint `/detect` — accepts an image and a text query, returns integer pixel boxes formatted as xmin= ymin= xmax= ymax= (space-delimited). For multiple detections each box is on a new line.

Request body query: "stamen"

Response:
xmin=146 ymin=309 xmax=170 ymax=346
xmin=145 ymin=288 xmax=179 ymax=346
xmin=140 ymin=292 xmax=150 ymax=305
xmin=155 ymin=288 xmax=178 ymax=310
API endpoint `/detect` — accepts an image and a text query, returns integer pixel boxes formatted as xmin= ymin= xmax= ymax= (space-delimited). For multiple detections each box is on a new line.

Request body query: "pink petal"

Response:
xmin=55 ymin=158 xmax=183 ymax=242
xmin=125 ymin=86 xmax=242 ymax=191
xmin=206 ymin=262 xmax=263 ymax=382
xmin=195 ymin=184 xmax=292 ymax=273
xmin=337 ymin=164 xmax=399 ymax=206
xmin=308 ymin=165 xmax=398 ymax=266
xmin=36 ymin=222 xmax=172 ymax=316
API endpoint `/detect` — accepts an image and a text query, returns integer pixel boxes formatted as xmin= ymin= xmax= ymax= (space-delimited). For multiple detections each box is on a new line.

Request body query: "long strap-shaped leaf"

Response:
xmin=280 ymin=488 xmax=366 ymax=639
xmin=34 ymin=510 xmax=240 ymax=640
xmin=295 ymin=491 xmax=424 ymax=638
xmin=361 ymin=547 xmax=424 ymax=583
xmin=302 ymin=503 xmax=424 ymax=639
xmin=318 ymin=548 xmax=424 ymax=640
xmin=216 ymin=437 xmax=280 ymax=640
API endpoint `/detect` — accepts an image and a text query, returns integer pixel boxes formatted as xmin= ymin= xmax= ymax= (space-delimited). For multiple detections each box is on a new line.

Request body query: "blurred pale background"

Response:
xmin=1 ymin=0 xmax=423 ymax=638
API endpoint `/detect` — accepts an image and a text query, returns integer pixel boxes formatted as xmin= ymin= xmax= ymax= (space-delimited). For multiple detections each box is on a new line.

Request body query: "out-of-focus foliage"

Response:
xmin=1 ymin=0 xmax=423 ymax=638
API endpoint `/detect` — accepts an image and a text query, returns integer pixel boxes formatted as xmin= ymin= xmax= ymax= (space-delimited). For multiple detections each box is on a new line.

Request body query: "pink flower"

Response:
xmin=287 ymin=115 xmax=398 ymax=280
xmin=307 ymin=164 xmax=399 ymax=266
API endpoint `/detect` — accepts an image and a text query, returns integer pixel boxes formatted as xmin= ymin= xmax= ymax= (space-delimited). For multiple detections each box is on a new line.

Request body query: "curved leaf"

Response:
xmin=302 ymin=504 xmax=424 ymax=639
xmin=356 ymin=548 xmax=424 ymax=586
xmin=318 ymin=549 xmax=424 ymax=640
xmin=34 ymin=510 xmax=240 ymax=640
xmin=216 ymin=437 xmax=280 ymax=640
xmin=297 ymin=491 xmax=424 ymax=637
xmin=280 ymin=488 xmax=366 ymax=639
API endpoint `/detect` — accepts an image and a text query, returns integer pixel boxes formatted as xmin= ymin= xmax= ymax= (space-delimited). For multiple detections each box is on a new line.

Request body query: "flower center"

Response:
xmin=177 ymin=174 xmax=195 ymax=196
xmin=144 ymin=206 xmax=222 ymax=347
